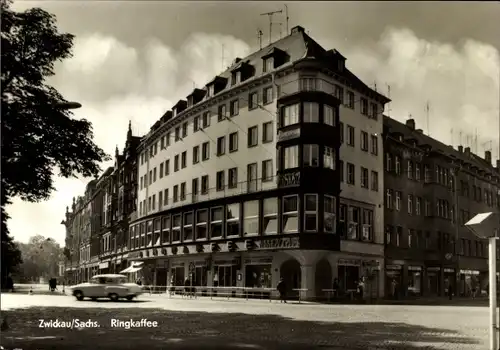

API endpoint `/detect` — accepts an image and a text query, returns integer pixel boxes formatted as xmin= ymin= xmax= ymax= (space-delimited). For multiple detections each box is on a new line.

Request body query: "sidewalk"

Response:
xmin=375 ymin=296 xmax=490 ymax=307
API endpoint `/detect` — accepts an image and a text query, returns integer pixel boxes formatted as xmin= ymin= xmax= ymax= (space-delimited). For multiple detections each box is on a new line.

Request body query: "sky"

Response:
xmin=7 ymin=1 xmax=500 ymax=246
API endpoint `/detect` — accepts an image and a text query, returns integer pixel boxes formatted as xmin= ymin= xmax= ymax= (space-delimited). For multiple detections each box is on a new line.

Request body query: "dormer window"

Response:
xmin=338 ymin=60 xmax=344 ymax=71
xmin=187 ymin=96 xmax=193 ymax=107
xmin=207 ymin=85 xmax=214 ymax=97
xmin=263 ymin=57 xmax=273 ymax=73
xmin=232 ymin=71 xmax=241 ymax=85
xmin=173 ymin=108 xmax=177 ymax=117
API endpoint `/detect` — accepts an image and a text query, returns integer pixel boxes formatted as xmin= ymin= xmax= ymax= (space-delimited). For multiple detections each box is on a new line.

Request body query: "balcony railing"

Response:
xmin=278 ymin=77 xmax=336 ymax=98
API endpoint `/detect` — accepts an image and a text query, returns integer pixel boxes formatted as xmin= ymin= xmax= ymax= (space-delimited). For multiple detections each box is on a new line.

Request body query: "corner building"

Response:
xmin=129 ymin=26 xmax=389 ymax=300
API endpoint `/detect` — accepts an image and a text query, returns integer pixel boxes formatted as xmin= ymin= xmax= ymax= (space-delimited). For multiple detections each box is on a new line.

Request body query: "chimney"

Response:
xmin=405 ymin=119 xmax=416 ymax=130
xmin=485 ymin=151 xmax=492 ymax=163
xmin=458 ymin=145 xmax=463 ymax=153
xmin=464 ymin=147 xmax=471 ymax=155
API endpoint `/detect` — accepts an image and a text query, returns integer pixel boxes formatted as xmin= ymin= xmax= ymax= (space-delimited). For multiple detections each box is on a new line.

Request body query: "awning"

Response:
xmin=120 ymin=266 xmax=143 ymax=273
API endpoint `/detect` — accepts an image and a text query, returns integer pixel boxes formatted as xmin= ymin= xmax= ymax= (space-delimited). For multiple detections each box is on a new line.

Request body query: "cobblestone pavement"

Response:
xmin=0 ymin=293 xmax=489 ymax=349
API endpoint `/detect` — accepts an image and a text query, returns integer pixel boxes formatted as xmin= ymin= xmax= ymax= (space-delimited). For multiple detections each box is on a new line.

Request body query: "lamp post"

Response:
xmin=465 ymin=212 xmax=499 ymax=350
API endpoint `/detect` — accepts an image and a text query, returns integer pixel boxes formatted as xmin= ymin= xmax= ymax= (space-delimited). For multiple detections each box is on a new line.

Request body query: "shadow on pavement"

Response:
xmin=0 ymin=306 xmax=479 ymax=350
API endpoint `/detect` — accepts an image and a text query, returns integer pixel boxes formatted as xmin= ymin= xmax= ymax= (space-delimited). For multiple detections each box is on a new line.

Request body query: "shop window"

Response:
xmin=303 ymin=102 xmax=319 ymax=123
xmin=282 ymin=103 xmax=299 ymax=127
xmin=283 ymin=195 xmax=299 ymax=233
xmin=303 ymin=145 xmax=319 ymax=167
xmin=183 ymin=212 xmax=194 ymax=241
xmin=226 ymin=203 xmax=240 ymax=237
xmin=161 ymin=216 xmax=171 ymax=244
xmin=243 ymin=200 xmax=259 ymax=235
xmin=171 ymin=266 xmax=184 ymax=287
xmin=192 ymin=266 xmax=207 ymax=287
xmin=214 ymin=265 xmax=236 ymax=287
xmin=324 ymin=195 xmax=336 ymax=233
xmin=172 ymin=214 xmax=181 ymax=242
xmin=338 ymin=265 xmax=359 ymax=292
xmin=195 ymin=209 xmax=208 ymax=240
xmin=210 ymin=207 xmax=223 ymax=238
xmin=154 ymin=218 xmax=161 ymax=246
xmin=348 ymin=206 xmax=360 ymax=240
xmin=245 ymin=265 xmax=272 ymax=288
xmin=263 ymin=198 xmax=278 ymax=235
xmin=304 ymin=194 xmax=318 ymax=232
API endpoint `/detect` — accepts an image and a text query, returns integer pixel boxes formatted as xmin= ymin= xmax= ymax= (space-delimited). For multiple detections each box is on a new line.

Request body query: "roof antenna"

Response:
xmin=284 ymin=4 xmax=289 ymax=34
xmin=386 ymin=83 xmax=391 ymax=117
xmin=221 ymin=44 xmax=225 ymax=70
xmin=261 ymin=10 xmax=283 ymax=45
xmin=257 ymin=29 xmax=263 ymax=50
xmin=425 ymin=101 xmax=430 ymax=137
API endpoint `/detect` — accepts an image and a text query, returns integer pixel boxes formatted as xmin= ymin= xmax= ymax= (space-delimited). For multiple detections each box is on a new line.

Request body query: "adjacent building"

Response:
xmin=383 ymin=117 xmax=500 ymax=299
xmin=127 ymin=25 xmax=389 ymax=299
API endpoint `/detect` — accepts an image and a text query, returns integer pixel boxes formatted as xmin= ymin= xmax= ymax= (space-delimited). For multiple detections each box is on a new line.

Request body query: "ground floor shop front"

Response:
xmin=126 ymin=250 xmax=384 ymax=301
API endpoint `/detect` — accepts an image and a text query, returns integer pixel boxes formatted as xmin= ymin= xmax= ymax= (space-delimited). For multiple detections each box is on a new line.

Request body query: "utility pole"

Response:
xmin=257 ymin=29 xmax=263 ymax=50
xmin=261 ymin=10 xmax=283 ymax=45
xmin=284 ymin=4 xmax=289 ymax=34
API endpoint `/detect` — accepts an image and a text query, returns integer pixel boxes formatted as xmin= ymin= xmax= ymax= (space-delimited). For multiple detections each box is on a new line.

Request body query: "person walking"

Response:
xmin=277 ymin=277 xmax=287 ymax=303
xmin=448 ymin=283 xmax=454 ymax=300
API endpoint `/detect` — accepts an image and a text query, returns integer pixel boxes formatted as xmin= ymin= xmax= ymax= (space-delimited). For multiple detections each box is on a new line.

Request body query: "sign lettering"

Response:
xmin=278 ymin=172 xmax=300 ymax=187
xmin=278 ymin=128 xmax=300 ymax=142
xmin=259 ymin=237 xmax=299 ymax=250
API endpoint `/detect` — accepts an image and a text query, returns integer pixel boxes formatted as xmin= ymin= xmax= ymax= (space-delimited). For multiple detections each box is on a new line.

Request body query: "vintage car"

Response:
xmin=69 ymin=274 xmax=143 ymax=301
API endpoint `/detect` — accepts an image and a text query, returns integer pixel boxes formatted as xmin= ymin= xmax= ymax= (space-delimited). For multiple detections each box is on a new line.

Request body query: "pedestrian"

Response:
xmin=184 ymin=277 xmax=191 ymax=298
xmin=277 ymin=277 xmax=287 ymax=303
xmin=357 ymin=279 xmax=365 ymax=301
xmin=391 ymin=279 xmax=398 ymax=300
xmin=169 ymin=275 xmax=175 ymax=297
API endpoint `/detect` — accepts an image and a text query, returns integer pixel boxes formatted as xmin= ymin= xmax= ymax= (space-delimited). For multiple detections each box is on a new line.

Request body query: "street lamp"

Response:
xmin=465 ymin=212 xmax=499 ymax=350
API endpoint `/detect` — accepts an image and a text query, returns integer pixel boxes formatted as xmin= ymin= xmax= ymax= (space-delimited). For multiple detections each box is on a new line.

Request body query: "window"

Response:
xmin=248 ymin=126 xmax=258 ymax=147
xmin=159 ymin=163 xmax=164 ymax=179
xmin=244 ymin=200 xmax=259 ymax=235
xmin=370 ymin=103 xmax=378 ymax=119
xmin=202 ymin=142 xmax=210 ymax=161
xmin=263 ymin=86 xmax=273 ymax=104
xmin=161 ymin=216 xmax=170 ymax=243
xmin=347 ymin=163 xmax=355 ymax=185
xmin=408 ymin=194 xmax=413 ymax=214
xmin=165 ymin=160 xmax=170 ymax=175
xmin=218 ymin=104 xmax=226 ymax=122
xmin=262 ymin=122 xmax=273 ymax=143
xmin=262 ymin=159 xmax=273 ymax=181
xmin=232 ymin=71 xmax=241 ymax=85
xmin=263 ymin=57 xmax=273 ymax=72
xmin=249 ymin=92 xmax=258 ymax=110
xmin=175 ymin=127 xmax=181 ymax=141
xmin=182 ymin=122 xmax=188 ymax=138
xmin=226 ymin=203 xmax=240 ymax=237
xmin=339 ymin=122 xmax=344 ymax=144
xmin=304 ymin=194 xmax=318 ymax=232
xmin=395 ymin=156 xmax=401 ymax=175
xmin=173 ymin=185 xmax=179 ymax=202
xmin=347 ymin=125 xmax=355 ymax=146
xmin=283 ymin=195 xmax=299 ymax=233
xmin=152 ymin=194 xmax=156 ymax=210
xmin=339 ymin=161 xmax=344 ymax=182
xmin=228 ymin=167 xmax=238 ymax=188
xmin=334 ymin=85 xmax=344 ymax=104
xmin=324 ymin=195 xmax=336 ymax=233
xmin=230 ymin=99 xmax=239 ymax=116
xmin=247 ymin=163 xmax=258 ymax=192
xmin=360 ymin=98 xmax=368 ymax=115
xmin=361 ymin=131 xmax=368 ymax=151
xmin=348 ymin=206 xmax=360 ymax=240
xmin=172 ymin=214 xmax=181 ymax=242
xmin=323 ymin=147 xmax=335 ymax=170
xmin=183 ymin=212 xmax=193 ymax=241
xmin=324 ymin=105 xmax=335 ymax=126
xmin=284 ymin=145 xmax=299 ymax=169
xmin=217 ymin=136 xmax=226 ymax=156
xmin=180 ymin=182 xmax=186 ymax=200
xmin=408 ymin=229 xmax=412 ymax=248
xmin=163 ymin=189 xmax=169 ymax=206
xmin=166 ymin=132 xmax=171 ymax=146
xmin=362 ymin=209 xmax=373 ymax=241
xmin=192 ymin=178 xmax=199 ymax=198
xmin=407 ymin=161 xmax=413 ymax=179
xmin=201 ymin=175 xmax=209 ymax=194
xmin=370 ymin=135 xmax=378 ymax=155
xmin=303 ymin=144 xmax=319 ymax=167
xmin=395 ymin=191 xmax=402 ymax=211
xmin=303 ymin=102 xmax=319 ymax=123
xmin=210 ymin=207 xmax=223 ymax=238
xmin=282 ymin=104 xmax=299 ymax=127
xmin=149 ymin=170 xmax=152 ymax=185
xmin=416 ymin=197 xmax=421 ymax=215
xmin=148 ymin=196 xmax=151 ymax=211
xmin=346 ymin=91 xmax=355 ymax=109
xmin=193 ymin=146 xmax=200 ymax=164
xmin=229 ymin=132 xmax=238 ymax=152
xmin=425 ymin=200 xmax=431 ymax=216
xmin=361 ymin=167 xmax=368 ymax=188
xmin=195 ymin=209 xmax=208 ymax=240
xmin=371 ymin=171 xmax=378 ymax=191
xmin=216 ymin=171 xmax=225 ymax=191
xmin=174 ymin=155 xmax=179 ymax=172
xmin=424 ymin=165 xmax=431 ymax=183
xmin=140 ymin=176 xmax=144 ymax=189
xmin=181 ymin=151 xmax=187 ymax=168
xmin=263 ymin=198 xmax=278 ymax=234
xmin=194 ymin=116 xmax=200 ymax=132
xmin=202 ymin=111 xmax=210 ymax=128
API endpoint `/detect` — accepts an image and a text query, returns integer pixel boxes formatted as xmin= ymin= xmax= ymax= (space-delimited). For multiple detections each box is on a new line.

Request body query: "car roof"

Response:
xmin=91 ymin=274 xmax=127 ymax=279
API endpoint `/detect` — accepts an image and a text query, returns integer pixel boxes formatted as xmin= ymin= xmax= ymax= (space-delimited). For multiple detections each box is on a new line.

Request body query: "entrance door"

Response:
xmin=280 ymin=259 xmax=301 ymax=298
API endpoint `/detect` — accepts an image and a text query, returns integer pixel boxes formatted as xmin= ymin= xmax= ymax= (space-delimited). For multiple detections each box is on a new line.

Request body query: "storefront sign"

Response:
xmin=426 ymin=267 xmax=441 ymax=272
xmin=214 ymin=259 xmax=238 ymax=266
xmin=385 ymin=265 xmax=402 ymax=270
xmin=460 ymin=269 xmax=480 ymax=275
xmin=408 ymin=266 xmax=422 ymax=271
xmin=128 ymin=251 xmax=141 ymax=259
xmin=278 ymin=128 xmax=300 ymax=142
xmin=244 ymin=257 xmax=273 ymax=265
xmin=277 ymin=172 xmax=300 ymax=187
xmin=338 ymin=259 xmax=361 ymax=266
xmin=259 ymin=237 xmax=299 ymax=250
xmin=444 ymin=268 xmax=455 ymax=273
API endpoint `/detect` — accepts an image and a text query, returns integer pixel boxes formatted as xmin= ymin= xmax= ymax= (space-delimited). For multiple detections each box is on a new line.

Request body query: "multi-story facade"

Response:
xmin=127 ymin=25 xmax=389 ymax=299
xmin=384 ymin=116 xmax=500 ymax=299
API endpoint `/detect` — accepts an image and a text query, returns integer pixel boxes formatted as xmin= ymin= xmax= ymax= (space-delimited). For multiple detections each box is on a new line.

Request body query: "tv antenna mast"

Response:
xmin=425 ymin=101 xmax=430 ymax=137
xmin=386 ymin=83 xmax=391 ymax=117
xmin=284 ymin=4 xmax=289 ymax=34
xmin=257 ymin=29 xmax=263 ymax=49
xmin=221 ymin=44 xmax=225 ymax=70
xmin=261 ymin=10 xmax=283 ymax=45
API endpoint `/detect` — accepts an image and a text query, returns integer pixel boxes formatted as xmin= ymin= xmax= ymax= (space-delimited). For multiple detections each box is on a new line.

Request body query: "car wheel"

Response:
xmin=109 ymin=293 xmax=119 ymax=301
xmin=74 ymin=291 xmax=84 ymax=301
xmin=126 ymin=295 xmax=134 ymax=301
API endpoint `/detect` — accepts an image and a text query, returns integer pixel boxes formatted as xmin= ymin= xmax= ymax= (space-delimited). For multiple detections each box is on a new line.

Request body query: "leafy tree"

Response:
xmin=16 ymin=235 xmax=63 ymax=282
xmin=1 ymin=0 xmax=109 ymax=286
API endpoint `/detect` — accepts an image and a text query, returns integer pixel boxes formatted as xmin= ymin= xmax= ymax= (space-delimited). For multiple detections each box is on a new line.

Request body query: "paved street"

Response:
xmin=0 ymin=292 xmax=489 ymax=349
